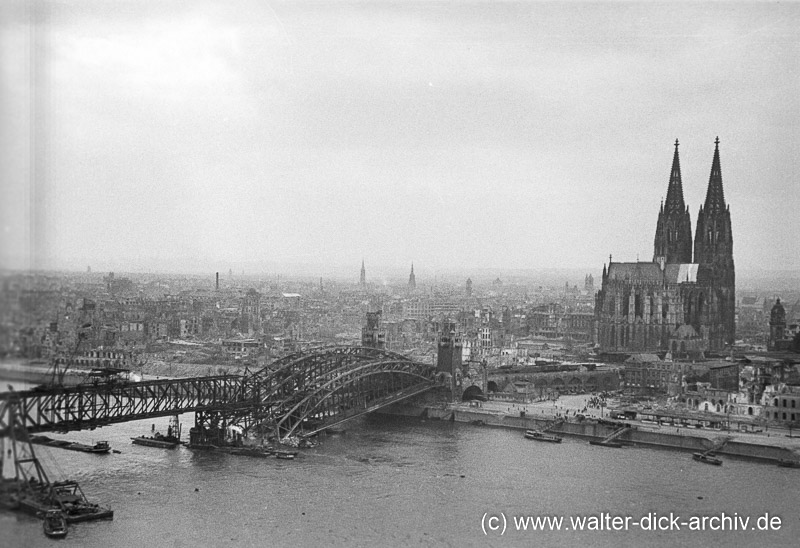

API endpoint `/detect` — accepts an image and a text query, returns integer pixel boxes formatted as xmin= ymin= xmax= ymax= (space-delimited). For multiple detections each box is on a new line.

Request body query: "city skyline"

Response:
xmin=2 ymin=1 xmax=799 ymax=274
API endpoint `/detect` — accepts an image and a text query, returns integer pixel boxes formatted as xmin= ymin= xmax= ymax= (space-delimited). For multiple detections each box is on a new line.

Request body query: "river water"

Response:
xmin=1 ymin=394 xmax=798 ymax=547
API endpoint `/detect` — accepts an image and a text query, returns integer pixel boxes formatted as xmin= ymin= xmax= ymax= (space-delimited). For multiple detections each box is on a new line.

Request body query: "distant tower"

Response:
xmin=362 ymin=311 xmax=385 ymax=349
xmin=768 ymin=299 xmax=786 ymax=351
xmin=584 ymin=274 xmax=594 ymax=292
xmin=87 ymin=265 xmax=91 ymax=273
xmin=360 ymin=260 xmax=366 ymax=287
xmin=653 ymin=139 xmax=693 ymax=264
xmin=694 ymin=137 xmax=736 ymax=348
xmin=437 ymin=321 xmax=463 ymax=401
xmin=408 ymin=263 xmax=416 ymax=290
xmin=465 ymin=278 xmax=473 ymax=297
xmin=215 ymin=272 xmax=219 ymax=291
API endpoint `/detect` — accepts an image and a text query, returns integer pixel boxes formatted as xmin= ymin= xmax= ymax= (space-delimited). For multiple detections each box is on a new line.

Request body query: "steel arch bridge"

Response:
xmin=228 ymin=346 xmax=438 ymax=437
xmin=0 ymin=346 xmax=440 ymax=440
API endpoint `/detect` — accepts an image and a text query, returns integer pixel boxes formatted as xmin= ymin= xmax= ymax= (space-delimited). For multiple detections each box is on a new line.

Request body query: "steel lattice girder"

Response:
xmin=0 ymin=347 xmax=439 ymax=437
xmin=239 ymin=347 xmax=417 ymax=410
xmin=225 ymin=348 xmax=436 ymax=433
xmin=0 ymin=375 xmax=247 ymax=436
xmin=246 ymin=346 xmax=413 ymax=388
xmin=274 ymin=359 xmax=437 ymax=436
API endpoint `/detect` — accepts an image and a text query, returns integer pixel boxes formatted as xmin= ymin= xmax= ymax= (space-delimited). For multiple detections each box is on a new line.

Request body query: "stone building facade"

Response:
xmin=595 ymin=139 xmax=735 ymax=354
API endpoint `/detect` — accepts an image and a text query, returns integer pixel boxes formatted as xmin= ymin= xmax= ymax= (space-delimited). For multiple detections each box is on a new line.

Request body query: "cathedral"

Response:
xmin=594 ymin=138 xmax=735 ymax=356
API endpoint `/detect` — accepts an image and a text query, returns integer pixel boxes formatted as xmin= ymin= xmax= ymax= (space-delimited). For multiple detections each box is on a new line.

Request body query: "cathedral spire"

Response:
xmin=653 ymin=139 xmax=693 ymax=264
xmin=703 ymin=136 xmax=726 ymax=214
xmin=360 ymin=260 xmax=366 ymax=286
xmin=664 ymin=139 xmax=686 ymax=214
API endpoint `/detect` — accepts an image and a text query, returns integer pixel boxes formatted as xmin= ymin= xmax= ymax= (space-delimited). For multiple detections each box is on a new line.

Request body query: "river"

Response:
xmin=1 ymin=383 xmax=797 ymax=547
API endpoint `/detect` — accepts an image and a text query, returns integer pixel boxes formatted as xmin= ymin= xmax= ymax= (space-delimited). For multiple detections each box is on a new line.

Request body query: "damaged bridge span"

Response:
xmin=0 ymin=346 xmax=440 ymax=439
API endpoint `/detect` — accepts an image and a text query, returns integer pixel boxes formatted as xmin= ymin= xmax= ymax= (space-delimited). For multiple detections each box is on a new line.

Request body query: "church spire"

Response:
xmin=703 ymin=136 xmax=726 ymax=214
xmin=664 ymin=139 xmax=686 ymax=214
xmin=408 ymin=263 xmax=416 ymax=290
xmin=653 ymin=139 xmax=693 ymax=264
xmin=360 ymin=260 xmax=366 ymax=286
xmin=694 ymin=137 xmax=733 ymax=266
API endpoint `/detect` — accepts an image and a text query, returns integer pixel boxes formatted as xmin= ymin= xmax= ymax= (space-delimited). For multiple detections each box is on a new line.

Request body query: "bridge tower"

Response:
xmin=361 ymin=311 xmax=386 ymax=349
xmin=437 ymin=322 xmax=463 ymax=401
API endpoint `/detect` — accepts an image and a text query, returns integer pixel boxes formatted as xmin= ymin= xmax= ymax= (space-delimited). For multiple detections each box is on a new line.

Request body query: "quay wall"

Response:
xmin=380 ymin=405 xmax=795 ymax=463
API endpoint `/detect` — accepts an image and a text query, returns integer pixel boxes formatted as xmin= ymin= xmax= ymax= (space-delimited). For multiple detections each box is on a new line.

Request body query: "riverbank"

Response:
xmin=377 ymin=400 xmax=800 ymax=464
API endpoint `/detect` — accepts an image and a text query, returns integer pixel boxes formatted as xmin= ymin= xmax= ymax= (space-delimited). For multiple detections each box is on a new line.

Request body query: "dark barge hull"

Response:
xmin=131 ymin=437 xmax=179 ymax=449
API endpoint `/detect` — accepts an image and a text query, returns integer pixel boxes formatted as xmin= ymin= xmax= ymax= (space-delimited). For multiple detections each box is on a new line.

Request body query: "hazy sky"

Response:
xmin=1 ymin=1 xmax=798 ymax=277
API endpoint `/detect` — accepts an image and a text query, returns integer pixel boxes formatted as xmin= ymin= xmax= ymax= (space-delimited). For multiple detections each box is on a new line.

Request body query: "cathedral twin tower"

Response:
xmin=653 ymin=138 xmax=734 ymax=270
xmin=595 ymin=138 xmax=735 ymax=355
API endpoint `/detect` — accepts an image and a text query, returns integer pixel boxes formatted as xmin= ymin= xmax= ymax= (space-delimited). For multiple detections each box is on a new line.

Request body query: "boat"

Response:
xmin=524 ymin=430 xmax=562 ymax=443
xmin=230 ymin=447 xmax=275 ymax=458
xmin=29 ymin=436 xmax=111 ymax=454
xmin=42 ymin=509 xmax=68 ymax=539
xmin=133 ymin=416 xmax=182 ymax=449
xmin=274 ymin=450 xmax=297 ymax=460
xmin=777 ymin=459 xmax=799 ymax=468
xmin=18 ymin=480 xmax=114 ymax=523
xmin=692 ymin=452 xmax=723 ymax=466
xmin=131 ymin=436 xmax=179 ymax=449
xmin=589 ymin=440 xmax=623 ymax=448
xmin=69 ymin=441 xmax=111 ymax=454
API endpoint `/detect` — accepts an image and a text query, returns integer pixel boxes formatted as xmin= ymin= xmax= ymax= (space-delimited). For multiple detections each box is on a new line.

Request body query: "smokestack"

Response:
xmin=215 ymin=272 xmax=219 ymax=290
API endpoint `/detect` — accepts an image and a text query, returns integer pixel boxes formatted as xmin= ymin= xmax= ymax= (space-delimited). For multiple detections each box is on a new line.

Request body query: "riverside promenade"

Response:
xmin=453 ymin=395 xmax=800 ymax=453
xmin=380 ymin=393 xmax=800 ymax=463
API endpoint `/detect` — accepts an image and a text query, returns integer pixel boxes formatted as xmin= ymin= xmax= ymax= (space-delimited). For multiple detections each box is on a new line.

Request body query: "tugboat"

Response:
xmin=42 ymin=509 xmax=68 ymax=539
xmin=274 ymin=450 xmax=297 ymax=460
xmin=132 ymin=416 xmax=182 ymax=449
xmin=524 ymin=430 xmax=562 ymax=443
xmin=778 ymin=459 xmax=800 ymax=468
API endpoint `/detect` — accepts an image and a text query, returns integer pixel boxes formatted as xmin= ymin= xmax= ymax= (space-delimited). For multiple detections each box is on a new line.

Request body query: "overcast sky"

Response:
xmin=1 ymin=1 xmax=798 ymax=278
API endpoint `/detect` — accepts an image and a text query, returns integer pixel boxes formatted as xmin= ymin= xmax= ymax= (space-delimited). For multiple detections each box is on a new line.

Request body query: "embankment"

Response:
xmin=379 ymin=403 xmax=796 ymax=463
